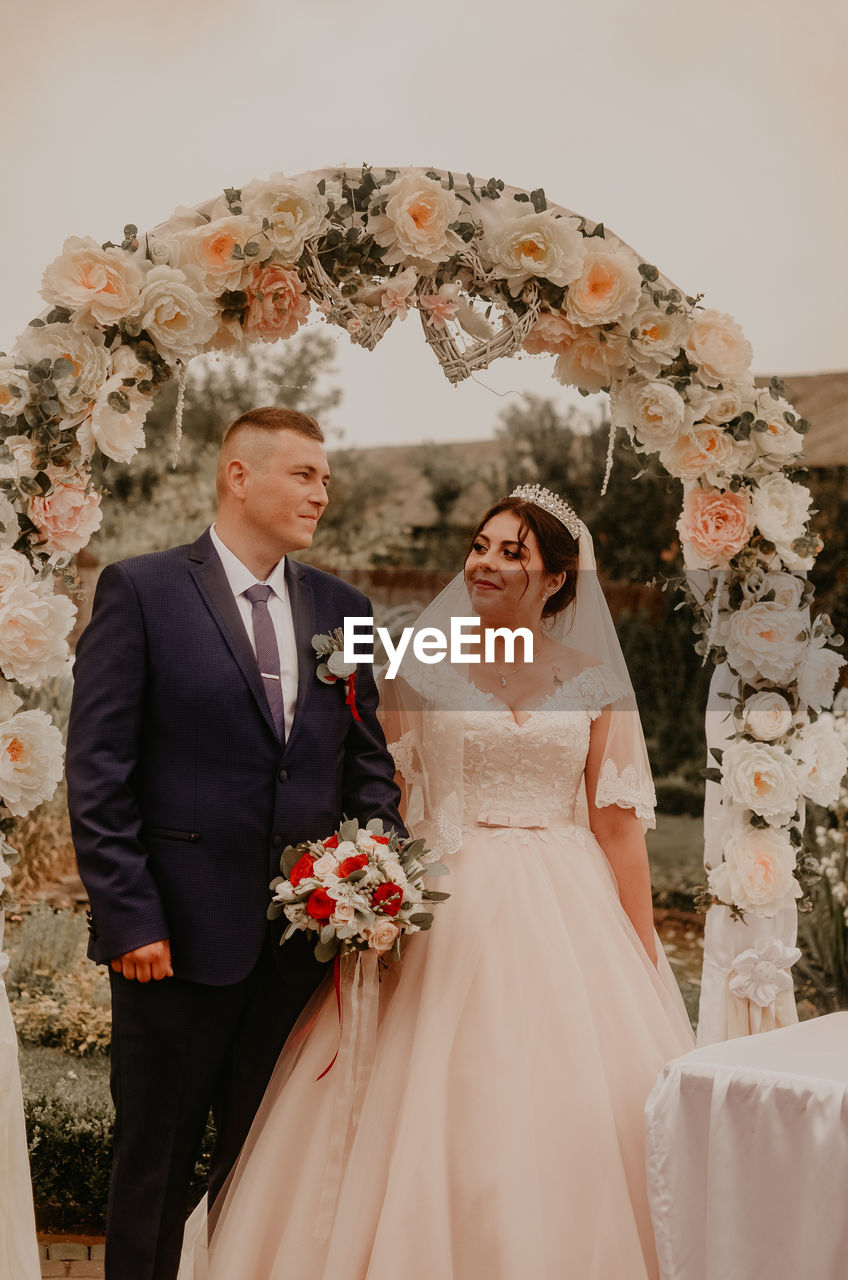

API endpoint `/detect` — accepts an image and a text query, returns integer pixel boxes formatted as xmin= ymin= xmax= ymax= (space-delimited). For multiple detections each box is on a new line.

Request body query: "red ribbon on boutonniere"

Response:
xmin=312 ymin=628 xmax=362 ymax=721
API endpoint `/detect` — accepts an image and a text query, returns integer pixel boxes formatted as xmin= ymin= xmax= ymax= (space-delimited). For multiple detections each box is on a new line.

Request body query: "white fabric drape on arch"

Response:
xmin=0 ymin=907 xmax=41 ymax=1279
xmin=696 ymin=663 xmax=799 ymax=1045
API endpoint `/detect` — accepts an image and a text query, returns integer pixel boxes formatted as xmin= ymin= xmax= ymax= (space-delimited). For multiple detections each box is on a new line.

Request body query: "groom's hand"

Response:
xmin=111 ymin=939 xmax=174 ymax=983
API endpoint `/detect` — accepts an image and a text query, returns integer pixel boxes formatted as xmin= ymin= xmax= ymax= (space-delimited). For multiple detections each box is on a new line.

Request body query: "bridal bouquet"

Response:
xmin=267 ymin=818 xmax=449 ymax=963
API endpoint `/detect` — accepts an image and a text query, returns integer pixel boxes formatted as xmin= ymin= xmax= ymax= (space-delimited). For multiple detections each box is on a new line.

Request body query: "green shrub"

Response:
xmin=21 ymin=1047 xmax=214 ymax=1233
xmin=6 ymin=907 xmax=111 ymax=1055
xmin=654 ymin=775 xmax=705 ymax=818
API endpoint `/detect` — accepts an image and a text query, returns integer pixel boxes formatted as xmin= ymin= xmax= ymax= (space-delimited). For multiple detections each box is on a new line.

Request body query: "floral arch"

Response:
xmin=0 ymin=165 xmax=845 ymax=1035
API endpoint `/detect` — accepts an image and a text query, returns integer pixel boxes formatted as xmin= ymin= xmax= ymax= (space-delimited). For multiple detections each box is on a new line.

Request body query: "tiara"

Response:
xmin=510 ymin=484 xmax=581 ymax=538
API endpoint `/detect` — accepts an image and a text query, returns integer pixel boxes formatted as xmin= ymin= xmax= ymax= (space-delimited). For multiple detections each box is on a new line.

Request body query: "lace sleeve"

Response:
xmin=573 ymin=664 xmax=628 ymax=720
xmin=595 ymin=758 xmax=657 ymax=828
xmin=388 ymin=729 xmax=422 ymax=786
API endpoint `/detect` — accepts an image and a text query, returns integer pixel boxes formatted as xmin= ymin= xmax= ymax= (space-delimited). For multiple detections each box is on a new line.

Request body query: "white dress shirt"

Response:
xmin=209 ymin=525 xmax=299 ymax=737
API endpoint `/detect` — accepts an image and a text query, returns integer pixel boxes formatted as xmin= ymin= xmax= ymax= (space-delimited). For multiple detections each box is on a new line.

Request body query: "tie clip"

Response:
xmin=261 ymin=673 xmax=281 ymax=680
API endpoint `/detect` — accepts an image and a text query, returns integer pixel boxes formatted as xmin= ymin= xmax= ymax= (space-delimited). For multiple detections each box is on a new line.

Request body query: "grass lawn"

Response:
xmin=648 ymin=813 xmax=704 ymax=910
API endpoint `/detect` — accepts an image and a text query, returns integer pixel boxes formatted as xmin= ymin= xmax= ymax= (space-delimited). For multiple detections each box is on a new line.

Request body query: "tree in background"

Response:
xmin=90 ymin=333 xmax=343 ymax=563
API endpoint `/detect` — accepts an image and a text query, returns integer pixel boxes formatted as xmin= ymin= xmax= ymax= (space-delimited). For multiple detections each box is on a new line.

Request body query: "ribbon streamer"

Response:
xmin=314 ymin=950 xmax=381 ymax=1242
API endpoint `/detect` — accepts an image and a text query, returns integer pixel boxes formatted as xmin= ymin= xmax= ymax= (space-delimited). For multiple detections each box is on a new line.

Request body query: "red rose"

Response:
xmin=372 ymin=882 xmax=403 ymax=916
xmin=338 ymin=853 xmax=368 ymax=878
xmin=306 ymin=888 xmax=335 ymax=920
xmin=323 ymin=835 xmax=339 ymax=849
xmin=289 ymin=853 xmax=315 ymax=887
xmin=372 ymin=835 xmax=390 ymax=845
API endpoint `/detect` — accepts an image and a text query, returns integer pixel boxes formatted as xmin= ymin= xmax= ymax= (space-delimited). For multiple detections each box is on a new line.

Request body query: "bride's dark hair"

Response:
xmin=467 ymin=496 xmax=581 ymax=620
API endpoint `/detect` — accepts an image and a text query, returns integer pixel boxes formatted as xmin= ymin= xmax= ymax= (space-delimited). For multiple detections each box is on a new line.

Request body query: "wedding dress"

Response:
xmin=180 ymin=660 xmax=696 ymax=1280
xmin=0 ymin=915 xmax=41 ymax=1279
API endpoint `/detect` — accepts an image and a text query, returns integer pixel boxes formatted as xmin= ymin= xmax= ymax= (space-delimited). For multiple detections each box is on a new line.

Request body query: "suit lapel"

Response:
xmin=188 ymin=530 xmax=280 ymax=741
xmin=284 ymin=558 xmax=316 ymax=754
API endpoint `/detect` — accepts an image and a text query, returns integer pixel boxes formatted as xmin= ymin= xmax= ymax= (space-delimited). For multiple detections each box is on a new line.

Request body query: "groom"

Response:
xmin=66 ymin=407 xmax=405 ymax=1280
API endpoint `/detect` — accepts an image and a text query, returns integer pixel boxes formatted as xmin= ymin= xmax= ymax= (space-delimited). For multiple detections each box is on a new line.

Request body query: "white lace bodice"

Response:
xmin=387 ymin=662 xmax=656 ymax=845
xmin=461 ymin=664 xmax=618 ymax=829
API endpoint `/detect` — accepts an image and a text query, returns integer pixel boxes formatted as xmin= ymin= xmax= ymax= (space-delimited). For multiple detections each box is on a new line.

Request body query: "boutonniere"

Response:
xmin=312 ymin=628 xmax=362 ymax=721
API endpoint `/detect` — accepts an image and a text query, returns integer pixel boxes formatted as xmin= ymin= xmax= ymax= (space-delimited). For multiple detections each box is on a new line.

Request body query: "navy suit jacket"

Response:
xmin=66 ymin=529 xmax=405 ymax=985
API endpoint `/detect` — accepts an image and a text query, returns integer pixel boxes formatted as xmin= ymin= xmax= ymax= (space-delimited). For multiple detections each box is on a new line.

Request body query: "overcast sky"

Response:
xmin=2 ymin=0 xmax=845 ymax=447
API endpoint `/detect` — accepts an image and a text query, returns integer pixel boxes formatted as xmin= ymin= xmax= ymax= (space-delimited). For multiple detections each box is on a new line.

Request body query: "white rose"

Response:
xmin=0 ymin=494 xmax=20 ymax=550
xmin=685 ymin=309 xmax=754 ymax=385
xmin=482 ymin=204 xmax=584 ymax=296
xmin=708 ymin=820 xmax=802 ymax=917
xmin=700 ymin=375 xmax=756 ymax=425
xmin=382 ymin=859 xmax=407 ymax=885
xmin=725 ymin=602 xmax=810 ymax=684
xmin=0 ymin=584 xmax=76 ymax=686
xmin=721 ymin=739 xmax=800 ymax=826
xmin=131 ymin=266 xmax=219 ymax=365
xmin=625 ymin=302 xmax=689 ymax=376
xmin=553 ymin=327 xmax=627 ymax=394
xmin=759 ymin=572 xmax=805 ymax=610
xmin=41 ymin=235 xmax=145 ymax=325
xmin=565 ymin=241 xmax=642 ymax=328
xmin=15 ymin=322 xmax=110 ymax=424
xmin=145 ymin=235 xmax=178 ymax=267
xmin=240 ymin=172 xmax=329 ymax=264
xmin=368 ymin=170 xmax=463 ymax=270
xmin=660 ymin=423 xmax=736 ymax=485
xmin=752 ymin=393 xmax=805 ymax=461
xmin=174 ymin=215 xmax=267 ymax=293
xmin=611 ymin=378 xmax=687 ymax=453
xmin=365 ymin=919 xmax=400 ymax=953
xmin=793 ymin=718 xmax=848 ymax=807
xmin=312 ymin=852 xmax=340 ymax=878
xmin=0 ymin=708 xmax=65 ymax=817
xmin=330 ymin=901 xmax=357 ymax=926
xmin=0 ymin=549 xmax=35 ymax=599
xmin=83 ymin=378 xmax=150 ymax=464
xmin=751 ymin=474 xmax=812 ymax=546
xmin=796 ymin=641 xmax=846 ymax=714
xmin=327 ymin=650 xmax=357 ymax=679
xmin=0 ymin=434 xmax=37 ymax=483
xmin=0 ymin=682 xmax=22 ymax=720
xmin=0 ymin=356 xmax=31 ymax=418
xmin=743 ymin=691 xmax=794 ymax=742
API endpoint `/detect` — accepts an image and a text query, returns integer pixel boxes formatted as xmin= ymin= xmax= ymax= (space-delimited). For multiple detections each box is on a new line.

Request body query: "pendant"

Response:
xmin=499 ymin=674 xmax=507 ymax=688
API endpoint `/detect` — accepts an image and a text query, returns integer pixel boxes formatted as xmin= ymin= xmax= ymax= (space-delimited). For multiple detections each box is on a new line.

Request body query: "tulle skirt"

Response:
xmin=0 ymin=976 xmax=41 ymax=1279
xmin=180 ymin=822 xmax=695 ymax=1279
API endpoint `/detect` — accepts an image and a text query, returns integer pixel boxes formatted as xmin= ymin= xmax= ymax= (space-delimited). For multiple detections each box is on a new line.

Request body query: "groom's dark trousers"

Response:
xmin=66 ymin=530 xmax=404 ymax=1280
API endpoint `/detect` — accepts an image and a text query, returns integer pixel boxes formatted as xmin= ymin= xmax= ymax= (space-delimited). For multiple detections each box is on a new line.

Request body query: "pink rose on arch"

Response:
xmin=29 ymin=468 xmax=103 ymax=554
xmin=677 ymin=485 xmax=752 ymax=569
xmin=244 ymin=265 xmax=311 ymax=343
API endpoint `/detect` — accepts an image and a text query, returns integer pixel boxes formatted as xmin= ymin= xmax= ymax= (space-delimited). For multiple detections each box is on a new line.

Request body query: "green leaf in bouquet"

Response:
xmin=269 ymin=875 xmax=285 ymax=890
xmin=422 ymin=861 xmax=449 ymax=876
xmin=399 ymin=838 xmax=427 ymax=862
xmin=267 ymin=903 xmax=284 ymax=921
xmin=344 ymin=868 xmax=368 ymax=883
xmin=320 ymin=923 xmax=337 ymax=945
xmin=339 ymin=818 xmax=360 ymax=843
xmin=421 ymin=889 xmax=451 ymax=902
xmin=366 ymin=817 xmax=385 ymax=835
xmin=281 ymin=844 xmax=304 ymax=877
xmin=409 ymin=912 xmax=434 ymax=930
xmin=315 ymin=937 xmax=340 ymax=963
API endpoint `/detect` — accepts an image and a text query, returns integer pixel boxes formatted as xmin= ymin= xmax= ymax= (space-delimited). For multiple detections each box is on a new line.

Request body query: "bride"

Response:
xmin=180 ymin=485 xmax=695 ymax=1279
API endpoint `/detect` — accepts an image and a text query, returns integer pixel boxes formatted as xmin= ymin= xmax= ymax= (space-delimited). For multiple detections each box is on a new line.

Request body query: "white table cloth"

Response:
xmin=645 ymin=1012 xmax=848 ymax=1280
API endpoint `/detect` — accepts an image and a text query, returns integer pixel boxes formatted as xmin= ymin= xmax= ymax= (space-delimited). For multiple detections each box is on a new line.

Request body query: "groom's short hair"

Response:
xmin=222 ymin=407 xmax=325 ymax=448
